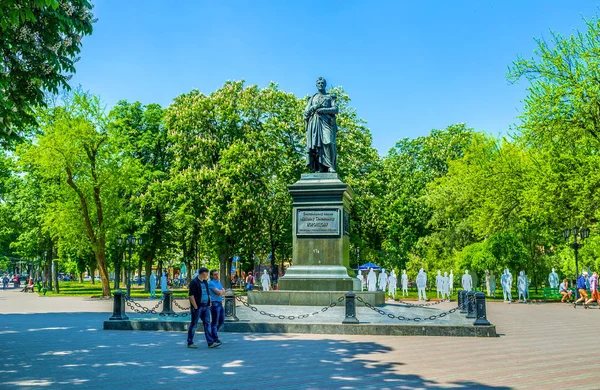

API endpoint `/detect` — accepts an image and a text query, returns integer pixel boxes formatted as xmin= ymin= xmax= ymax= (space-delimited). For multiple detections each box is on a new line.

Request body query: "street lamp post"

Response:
xmin=563 ymin=226 xmax=590 ymax=283
xmin=118 ymin=235 xmax=143 ymax=298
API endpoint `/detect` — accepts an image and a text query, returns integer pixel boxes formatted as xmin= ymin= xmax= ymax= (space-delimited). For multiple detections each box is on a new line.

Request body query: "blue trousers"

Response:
xmin=187 ymin=304 xmax=214 ymax=346
xmin=210 ymin=301 xmax=224 ymax=342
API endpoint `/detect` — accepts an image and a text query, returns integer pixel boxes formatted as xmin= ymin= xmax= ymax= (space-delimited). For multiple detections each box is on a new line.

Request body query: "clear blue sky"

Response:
xmin=71 ymin=1 xmax=600 ymax=154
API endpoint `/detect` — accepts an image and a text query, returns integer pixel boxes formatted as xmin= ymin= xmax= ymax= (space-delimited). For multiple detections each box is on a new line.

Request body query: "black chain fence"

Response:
xmin=396 ymin=299 xmax=449 ymax=307
xmin=235 ymin=295 xmax=345 ymax=320
xmin=119 ymin=292 xmax=473 ymax=323
xmin=123 ymin=295 xmax=191 ymax=317
xmin=124 ymin=295 xmax=163 ymax=315
xmin=356 ymin=295 xmax=469 ymax=322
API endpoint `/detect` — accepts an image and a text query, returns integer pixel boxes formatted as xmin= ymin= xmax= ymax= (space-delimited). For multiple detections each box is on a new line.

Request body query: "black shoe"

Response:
xmin=573 ymin=302 xmax=577 ymax=308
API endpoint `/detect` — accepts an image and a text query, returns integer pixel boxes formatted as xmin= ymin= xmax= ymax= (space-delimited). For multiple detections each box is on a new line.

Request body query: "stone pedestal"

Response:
xmin=278 ymin=173 xmax=355 ymax=292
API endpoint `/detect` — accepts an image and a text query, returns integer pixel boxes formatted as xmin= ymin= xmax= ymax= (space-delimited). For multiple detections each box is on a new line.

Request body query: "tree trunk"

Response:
xmin=47 ymin=249 xmax=53 ymax=291
xmin=137 ymin=257 xmax=142 ymax=287
xmin=52 ymin=259 xmax=59 ymax=294
xmin=219 ymin=247 xmax=231 ymax=289
xmin=144 ymin=252 xmax=154 ymax=293
xmin=94 ymin=237 xmax=111 ymax=297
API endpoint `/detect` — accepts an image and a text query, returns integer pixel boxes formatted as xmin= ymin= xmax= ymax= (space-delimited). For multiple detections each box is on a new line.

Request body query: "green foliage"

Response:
xmin=0 ymin=0 xmax=95 ymax=146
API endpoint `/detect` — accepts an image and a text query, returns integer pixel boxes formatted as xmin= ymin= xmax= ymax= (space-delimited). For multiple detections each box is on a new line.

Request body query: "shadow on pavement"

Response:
xmin=0 ymin=313 xmax=511 ymax=390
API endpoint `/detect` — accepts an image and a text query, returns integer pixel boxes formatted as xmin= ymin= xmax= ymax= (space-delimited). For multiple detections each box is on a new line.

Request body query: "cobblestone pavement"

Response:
xmin=1 ymin=289 xmax=599 ymax=389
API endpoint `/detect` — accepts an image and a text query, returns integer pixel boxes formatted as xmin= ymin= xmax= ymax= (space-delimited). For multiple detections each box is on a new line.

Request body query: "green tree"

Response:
xmin=109 ymin=101 xmax=171 ymax=292
xmin=20 ymin=92 xmax=140 ymax=297
xmin=380 ymin=123 xmax=475 ymax=271
xmin=0 ymin=0 xmax=94 ymax=145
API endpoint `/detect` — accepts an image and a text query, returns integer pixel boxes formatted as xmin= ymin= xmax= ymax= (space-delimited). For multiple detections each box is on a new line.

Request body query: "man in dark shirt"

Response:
xmin=187 ymin=267 xmax=219 ymax=348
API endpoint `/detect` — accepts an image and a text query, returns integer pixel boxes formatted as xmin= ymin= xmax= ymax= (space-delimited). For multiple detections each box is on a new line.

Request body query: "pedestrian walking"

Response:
xmin=2 ymin=274 xmax=8 ymax=290
xmin=574 ymin=270 xmax=589 ymax=308
xmin=584 ymin=271 xmax=600 ymax=309
xmin=245 ymin=272 xmax=254 ymax=291
xmin=208 ymin=270 xmax=226 ymax=345
xmin=187 ymin=267 xmax=219 ymax=349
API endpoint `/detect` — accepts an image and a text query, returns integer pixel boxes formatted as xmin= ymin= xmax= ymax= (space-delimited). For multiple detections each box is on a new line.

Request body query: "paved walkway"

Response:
xmin=1 ymin=289 xmax=599 ymax=389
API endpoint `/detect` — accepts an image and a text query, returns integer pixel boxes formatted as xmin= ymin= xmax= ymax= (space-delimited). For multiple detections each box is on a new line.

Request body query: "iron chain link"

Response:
xmin=235 ymin=295 xmax=345 ymax=320
xmin=396 ymin=299 xmax=449 ymax=307
xmin=124 ymin=295 xmax=163 ymax=315
xmin=356 ymin=295 xmax=471 ymax=322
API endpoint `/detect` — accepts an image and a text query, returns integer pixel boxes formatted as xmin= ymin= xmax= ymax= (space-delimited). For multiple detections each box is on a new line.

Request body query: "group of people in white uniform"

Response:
xmin=357 ymin=268 xmax=465 ymax=301
xmin=356 ymin=267 xmax=536 ymax=302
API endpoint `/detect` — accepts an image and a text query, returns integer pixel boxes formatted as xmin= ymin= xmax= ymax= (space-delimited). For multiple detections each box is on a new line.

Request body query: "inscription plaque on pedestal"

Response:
xmin=297 ymin=209 xmax=340 ymax=236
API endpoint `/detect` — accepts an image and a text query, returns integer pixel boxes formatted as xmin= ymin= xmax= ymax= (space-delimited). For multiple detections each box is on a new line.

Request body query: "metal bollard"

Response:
xmin=224 ymin=289 xmax=239 ymax=322
xmin=161 ymin=290 xmax=175 ymax=316
xmin=466 ymin=291 xmax=476 ymax=318
xmin=474 ymin=292 xmax=491 ymax=326
xmin=109 ymin=290 xmax=129 ymax=320
xmin=459 ymin=290 xmax=467 ymax=314
xmin=342 ymin=291 xmax=360 ymax=324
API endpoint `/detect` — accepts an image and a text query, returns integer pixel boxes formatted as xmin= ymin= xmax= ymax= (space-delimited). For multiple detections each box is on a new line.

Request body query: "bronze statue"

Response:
xmin=305 ymin=77 xmax=338 ymax=173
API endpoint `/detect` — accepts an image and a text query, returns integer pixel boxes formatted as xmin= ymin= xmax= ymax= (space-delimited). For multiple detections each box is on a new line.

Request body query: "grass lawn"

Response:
xmin=37 ymin=281 xmax=247 ymax=298
xmin=37 ymin=281 xmax=190 ymax=298
xmin=38 ymin=282 xmax=558 ymax=302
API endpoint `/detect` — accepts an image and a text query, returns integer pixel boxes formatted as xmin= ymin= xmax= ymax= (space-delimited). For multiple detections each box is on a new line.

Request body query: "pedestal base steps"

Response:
xmin=103 ymin=319 xmax=496 ymax=337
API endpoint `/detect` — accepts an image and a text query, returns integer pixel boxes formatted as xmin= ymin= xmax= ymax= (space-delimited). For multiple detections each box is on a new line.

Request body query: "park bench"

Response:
xmin=543 ymin=287 xmax=577 ymax=301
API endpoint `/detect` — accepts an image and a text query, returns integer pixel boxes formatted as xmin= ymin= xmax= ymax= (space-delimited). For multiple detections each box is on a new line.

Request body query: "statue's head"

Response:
xmin=403 ymin=269 xmax=406 ymax=274
xmin=520 ymin=271 xmax=524 ymax=276
xmin=437 ymin=270 xmax=441 ymax=275
xmin=316 ymin=77 xmax=327 ymax=92
xmin=444 ymin=272 xmax=448 ymax=277
xmin=264 ymin=270 xmax=267 ymax=274
xmin=419 ymin=268 xmax=424 ymax=273
xmin=465 ymin=270 xmax=469 ymax=274
xmin=552 ymin=268 xmax=555 ymax=272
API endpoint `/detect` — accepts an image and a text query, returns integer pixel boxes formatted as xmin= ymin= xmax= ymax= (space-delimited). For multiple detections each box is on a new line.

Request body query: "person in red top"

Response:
xmin=245 ymin=272 xmax=254 ymax=291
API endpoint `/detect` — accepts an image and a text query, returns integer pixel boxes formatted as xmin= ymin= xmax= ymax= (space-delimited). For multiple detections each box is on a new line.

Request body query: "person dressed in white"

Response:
xmin=357 ymin=270 xmax=365 ymax=291
xmin=441 ymin=271 xmax=450 ymax=300
xmin=485 ymin=270 xmax=497 ymax=297
xmin=517 ymin=271 xmax=528 ymax=302
xmin=160 ymin=271 xmax=168 ymax=298
xmin=449 ymin=270 xmax=454 ymax=295
xmin=387 ymin=270 xmax=397 ymax=300
xmin=378 ymin=269 xmax=388 ymax=292
xmin=436 ymin=270 xmax=443 ymax=298
xmin=401 ymin=270 xmax=408 ymax=297
xmin=416 ymin=268 xmax=427 ymax=301
xmin=261 ymin=270 xmax=271 ymax=291
xmin=367 ymin=268 xmax=377 ymax=292
xmin=501 ymin=269 xmax=513 ymax=302
xmin=149 ymin=271 xmax=157 ymax=298
xmin=489 ymin=271 xmax=496 ymax=297
xmin=548 ymin=268 xmax=559 ymax=289
xmin=461 ymin=270 xmax=473 ymax=292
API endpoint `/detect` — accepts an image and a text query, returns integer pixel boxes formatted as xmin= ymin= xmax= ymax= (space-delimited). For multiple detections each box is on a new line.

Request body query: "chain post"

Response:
xmin=466 ymin=291 xmax=476 ymax=318
xmin=161 ymin=290 xmax=175 ymax=316
xmin=109 ymin=289 xmax=129 ymax=320
xmin=342 ymin=291 xmax=359 ymax=324
xmin=459 ymin=290 xmax=468 ymax=314
xmin=224 ymin=289 xmax=239 ymax=322
xmin=474 ymin=292 xmax=491 ymax=326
